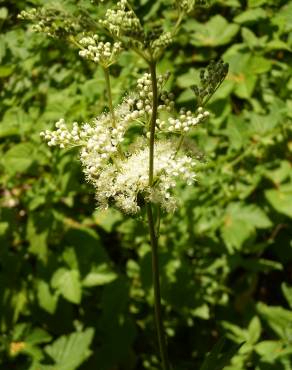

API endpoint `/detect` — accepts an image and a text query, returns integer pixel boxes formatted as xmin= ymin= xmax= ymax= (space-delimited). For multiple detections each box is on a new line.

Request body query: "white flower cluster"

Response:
xmin=157 ymin=106 xmax=209 ymax=133
xmin=99 ymin=0 xmax=143 ymax=38
xmin=79 ymin=35 xmax=123 ymax=67
xmin=41 ymin=73 xmax=203 ymax=215
xmin=94 ymin=141 xmax=196 ymax=213
xmin=40 ymin=96 xmax=147 ymax=179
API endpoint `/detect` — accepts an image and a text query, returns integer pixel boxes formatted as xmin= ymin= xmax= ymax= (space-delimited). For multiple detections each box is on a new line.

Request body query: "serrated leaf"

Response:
xmin=25 ymin=328 xmax=52 ymax=345
xmin=247 ymin=316 xmax=261 ymax=344
xmin=82 ymin=263 xmax=117 ymax=287
xmin=221 ymin=321 xmax=246 ymax=343
xmin=234 ymin=8 xmax=267 ymax=24
xmin=282 ymin=283 xmax=292 ymax=309
xmin=248 ymin=0 xmax=268 ymax=7
xmin=221 ymin=203 xmax=271 ymax=250
xmin=0 ymin=65 xmax=13 ymax=77
xmin=51 ymin=268 xmax=81 ymax=304
xmin=200 ymin=337 xmax=244 ymax=370
xmin=3 ymin=143 xmax=36 ymax=175
xmin=44 ymin=328 xmax=94 ymax=370
xmin=255 ymin=340 xmax=292 ymax=362
xmin=265 ymin=184 xmax=292 ymax=218
xmin=191 ymin=15 xmax=239 ymax=47
xmin=264 ymin=161 xmax=292 ymax=185
xmin=257 ymin=302 xmax=292 ymax=340
xmin=37 ymin=280 xmax=58 ymax=314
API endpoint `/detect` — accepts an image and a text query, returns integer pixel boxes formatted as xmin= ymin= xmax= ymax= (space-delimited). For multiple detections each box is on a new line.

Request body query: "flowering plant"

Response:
xmin=19 ymin=1 xmax=228 ymax=368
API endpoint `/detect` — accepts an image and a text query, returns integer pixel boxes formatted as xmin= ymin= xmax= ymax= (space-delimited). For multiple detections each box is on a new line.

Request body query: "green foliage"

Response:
xmin=1 ymin=0 xmax=292 ymax=369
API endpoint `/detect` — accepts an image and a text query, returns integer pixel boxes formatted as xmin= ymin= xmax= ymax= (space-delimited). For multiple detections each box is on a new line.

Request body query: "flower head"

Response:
xmin=93 ymin=140 xmax=196 ymax=214
xmin=40 ymin=73 xmax=202 ymax=214
xmin=79 ymin=35 xmax=123 ymax=67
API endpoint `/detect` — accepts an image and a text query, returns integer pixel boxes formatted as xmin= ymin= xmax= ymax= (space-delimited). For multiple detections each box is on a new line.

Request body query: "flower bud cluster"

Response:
xmin=18 ymin=8 xmax=78 ymax=38
xmin=157 ymin=106 xmax=210 ymax=133
xmin=79 ymin=35 xmax=122 ymax=67
xmin=99 ymin=0 xmax=143 ymax=38
xmin=176 ymin=0 xmax=208 ymax=13
xmin=94 ymin=141 xmax=196 ymax=214
xmin=40 ymin=118 xmax=81 ymax=148
xmin=150 ymin=32 xmax=173 ymax=59
xmin=192 ymin=60 xmax=229 ymax=106
xmin=176 ymin=0 xmax=195 ymax=13
xmin=132 ymin=73 xmax=174 ymax=115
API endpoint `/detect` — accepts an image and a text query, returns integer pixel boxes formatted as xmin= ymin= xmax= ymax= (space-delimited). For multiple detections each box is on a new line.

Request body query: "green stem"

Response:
xmin=175 ymin=133 xmax=185 ymax=158
xmin=146 ymin=204 xmax=170 ymax=370
xmin=173 ymin=11 xmax=184 ymax=36
xmin=147 ymin=60 xmax=170 ymax=370
xmin=103 ymin=67 xmax=116 ymax=128
xmin=148 ymin=61 xmax=158 ymax=186
xmin=103 ymin=67 xmax=124 ymax=159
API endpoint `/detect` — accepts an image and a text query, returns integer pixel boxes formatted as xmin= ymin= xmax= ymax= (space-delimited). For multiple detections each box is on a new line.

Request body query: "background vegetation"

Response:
xmin=1 ymin=0 xmax=292 ymax=369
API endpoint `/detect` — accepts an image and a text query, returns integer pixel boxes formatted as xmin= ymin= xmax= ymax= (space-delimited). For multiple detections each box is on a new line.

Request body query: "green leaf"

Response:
xmin=44 ymin=328 xmax=94 ymax=370
xmin=264 ymin=161 xmax=292 ymax=185
xmin=37 ymin=280 xmax=58 ymax=314
xmin=0 ymin=65 xmax=13 ymax=77
xmin=267 ymin=39 xmax=291 ymax=51
xmin=240 ymin=258 xmax=283 ymax=273
xmin=247 ymin=316 xmax=261 ymax=344
xmin=250 ymin=56 xmax=272 ymax=74
xmin=0 ymin=7 xmax=8 ymax=20
xmin=281 ymin=283 xmax=292 ymax=309
xmin=221 ymin=321 xmax=246 ymax=343
xmin=51 ymin=268 xmax=82 ymax=304
xmin=241 ymin=28 xmax=264 ymax=49
xmin=200 ymin=337 xmax=244 ymax=370
xmin=2 ymin=143 xmax=36 ymax=175
xmin=265 ymin=184 xmax=292 ymax=218
xmin=255 ymin=341 xmax=292 ymax=362
xmin=82 ymin=263 xmax=117 ymax=287
xmin=94 ymin=209 xmax=123 ymax=233
xmin=234 ymin=8 xmax=267 ymax=24
xmin=221 ymin=203 xmax=271 ymax=251
xmin=0 ymin=222 xmax=9 ymax=237
xmin=257 ymin=302 xmax=292 ymax=340
xmin=248 ymin=0 xmax=268 ymax=7
xmin=200 ymin=337 xmax=225 ymax=370
xmin=27 ymin=213 xmax=50 ymax=262
xmin=191 ymin=15 xmax=239 ymax=47
xmin=25 ymin=328 xmax=52 ymax=345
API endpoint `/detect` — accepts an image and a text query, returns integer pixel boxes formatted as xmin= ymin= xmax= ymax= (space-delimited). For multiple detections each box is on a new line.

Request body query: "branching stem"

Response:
xmin=147 ymin=60 xmax=170 ymax=370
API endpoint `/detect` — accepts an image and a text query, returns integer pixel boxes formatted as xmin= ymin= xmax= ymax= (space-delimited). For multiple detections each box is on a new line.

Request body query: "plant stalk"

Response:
xmin=148 ymin=61 xmax=157 ymax=187
xmin=147 ymin=60 xmax=170 ymax=370
xmin=103 ymin=66 xmax=116 ymax=128
xmin=103 ymin=66 xmax=124 ymax=159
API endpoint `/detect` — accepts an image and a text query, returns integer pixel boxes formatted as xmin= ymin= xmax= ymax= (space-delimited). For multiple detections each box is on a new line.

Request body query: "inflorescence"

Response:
xmin=40 ymin=72 xmax=209 ymax=214
xmin=28 ymin=0 xmax=227 ymax=215
xmin=18 ymin=8 xmax=80 ymax=38
xmin=192 ymin=60 xmax=229 ymax=106
xmin=79 ymin=35 xmax=123 ymax=67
